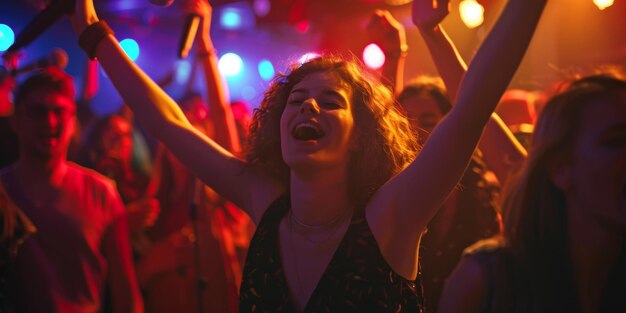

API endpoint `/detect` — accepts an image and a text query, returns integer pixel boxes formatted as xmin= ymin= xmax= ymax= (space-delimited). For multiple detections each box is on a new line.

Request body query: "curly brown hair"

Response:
xmin=245 ymin=55 xmax=419 ymax=208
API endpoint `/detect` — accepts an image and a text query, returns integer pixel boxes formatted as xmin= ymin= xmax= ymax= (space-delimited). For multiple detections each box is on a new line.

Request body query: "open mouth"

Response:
xmin=292 ymin=121 xmax=325 ymax=141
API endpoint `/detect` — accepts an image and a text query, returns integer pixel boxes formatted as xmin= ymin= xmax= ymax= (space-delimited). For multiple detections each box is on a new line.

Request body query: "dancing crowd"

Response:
xmin=1 ymin=0 xmax=624 ymax=312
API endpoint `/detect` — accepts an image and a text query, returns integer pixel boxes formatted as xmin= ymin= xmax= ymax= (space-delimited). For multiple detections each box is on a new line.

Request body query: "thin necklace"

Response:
xmin=289 ymin=209 xmax=351 ymax=244
xmin=290 ymin=207 xmax=350 ymax=230
xmin=287 ymin=208 xmax=353 ymax=308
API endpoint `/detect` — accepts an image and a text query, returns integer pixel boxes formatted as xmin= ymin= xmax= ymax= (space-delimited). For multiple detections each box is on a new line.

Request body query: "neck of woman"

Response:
xmin=289 ymin=166 xmax=352 ymax=227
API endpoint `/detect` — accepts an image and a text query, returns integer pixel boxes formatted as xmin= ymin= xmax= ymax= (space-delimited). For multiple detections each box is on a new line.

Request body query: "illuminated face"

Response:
xmin=280 ymin=71 xmax=355 ymax=172
xmin=561 ymin=91 xmax=626 ymax=229
xmin=15 ymin=89 xmax=76 ymax=160
xmin=399 ymin=93 xmax=444 ymax=144
xmin=101 ymin=116 xmax=134 ymax=162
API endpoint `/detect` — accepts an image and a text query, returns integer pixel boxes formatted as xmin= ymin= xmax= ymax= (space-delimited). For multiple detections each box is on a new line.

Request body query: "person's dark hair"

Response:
xmin=245 ymin=55 xmax=419 ymax=208
xmin=397 ymin=76 xmax=452 ymax=115
xmin=499 ymin=74 xmax=626 ymax=312
xmin=78 ymin=114 xmax=132 ymax=168
xmin=14 ymin=67 xmax=75 ymax=109
xmin=399 ymin=76 xmax=499 ymax=224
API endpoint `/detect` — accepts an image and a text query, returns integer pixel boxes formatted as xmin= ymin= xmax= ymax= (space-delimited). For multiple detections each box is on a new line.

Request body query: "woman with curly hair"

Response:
xmin=68 ymin=0 xmax=547 ymax=311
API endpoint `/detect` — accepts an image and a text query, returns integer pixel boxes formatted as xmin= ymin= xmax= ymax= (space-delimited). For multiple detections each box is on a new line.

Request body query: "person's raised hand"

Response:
xmin=412 ymin=0 xmax=450 ymax=31
xmin=180 ymin=0 xmax=214 ymax=50
xmin=69 ymin=0 xmax=100 ymax=36
xmin=367 ymin=10 xmax=407 ymax=58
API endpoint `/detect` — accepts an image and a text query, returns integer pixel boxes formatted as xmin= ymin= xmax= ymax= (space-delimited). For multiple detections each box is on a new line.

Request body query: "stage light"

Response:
xmin=174 ymin=60 xmax=192 ymax=85
xmin=295 ymin=20 xmax=310 ymax=33
xmin=459 ymin=0 xmax=484 ymax=29
xmin=298 ymin=52 xmax=320 ymax=65
xmin=219 ymin=53 xmax=244 ymax=77
xmin=0 ymin=24 xmax=15 ymax=52
xmin=258 ymin=59 xmax=275 ymax=81
xmin=362 ymin=43 xmax=385 ymax=70
xmin=120 ymin=38 xmax=140 ymax=61
xmin=253 ymin=0 xmax=271 ymax=17
xmin=593 ymin=0 xmax=614 ymax=10
xmin=221 ymin=8 xmax=242 ymax=29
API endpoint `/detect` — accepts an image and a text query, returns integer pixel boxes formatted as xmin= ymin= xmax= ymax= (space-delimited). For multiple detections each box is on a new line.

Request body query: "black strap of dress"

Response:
xmin=239 ymin=194 xmax=425 ymax=313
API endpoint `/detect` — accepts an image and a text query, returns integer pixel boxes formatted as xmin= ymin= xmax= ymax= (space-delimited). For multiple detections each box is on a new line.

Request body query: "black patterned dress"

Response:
xmin=239 ymin=195 xmax=425 ymax=313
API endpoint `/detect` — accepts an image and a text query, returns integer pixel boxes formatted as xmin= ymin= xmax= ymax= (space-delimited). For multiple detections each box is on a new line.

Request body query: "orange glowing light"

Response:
xmin=593 ymin=0 xmax=614 ymax=10
xmin=459 ymin=0 xmax=485 ymax=29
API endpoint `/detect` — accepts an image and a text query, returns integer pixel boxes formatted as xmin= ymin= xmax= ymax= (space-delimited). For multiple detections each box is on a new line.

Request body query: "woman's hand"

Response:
xmin=412 ymin=0 xmax=450 ymax=31
xmin=366 ymin=10 xmax=407 ymax=58
xmin=69 ymin=0 xmax=100 ymax=35
xmin=181 ymin=0 xmax=214 ymax=52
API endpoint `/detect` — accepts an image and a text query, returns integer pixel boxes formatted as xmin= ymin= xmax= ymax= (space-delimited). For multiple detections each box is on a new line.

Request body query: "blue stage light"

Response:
xmin=258 ymin=59 xmax=275 ymax=81
xmin=0 ymin=24 xmax=15 ymax=52
xmin=174 ymin=60 xmax=192 ymax=85
xmin=221 ymin=9 xmax=242 ymax=29
xmin=120 ymin=38 xmax=140 ymax=61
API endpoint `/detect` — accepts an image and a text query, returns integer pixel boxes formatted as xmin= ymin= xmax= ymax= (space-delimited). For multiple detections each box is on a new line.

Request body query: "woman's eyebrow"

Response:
xmin=321 ymin=89 xmax=347 ymax=100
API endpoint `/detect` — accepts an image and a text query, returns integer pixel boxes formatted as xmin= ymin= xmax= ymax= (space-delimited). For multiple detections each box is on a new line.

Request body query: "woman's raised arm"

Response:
xmin=69 ymin=0 xmax=283 ymax=222
xmin=368 ymin=0 xmax=547 ymax=277
xmin=413 ymin=0 xmax=527 ymax=183
xmin=186 ymin=0 xmax=242 ymax=155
